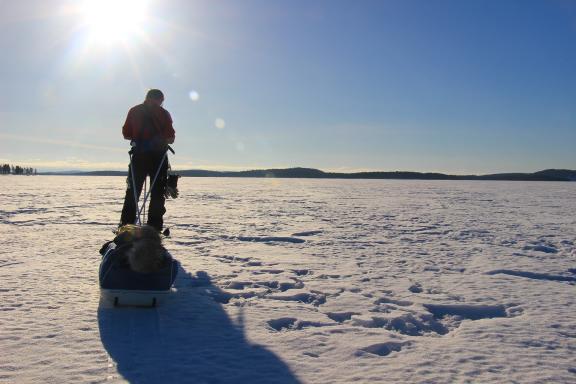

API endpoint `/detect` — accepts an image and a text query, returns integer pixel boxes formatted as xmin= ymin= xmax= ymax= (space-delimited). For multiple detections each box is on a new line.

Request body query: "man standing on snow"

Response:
xmin=119 ymin=89 xmax=175 ymax=232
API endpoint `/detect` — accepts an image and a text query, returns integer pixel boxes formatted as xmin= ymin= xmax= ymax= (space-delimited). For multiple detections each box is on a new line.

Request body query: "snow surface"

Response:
xmin=1 ymin=176 xmax=575 ymax=383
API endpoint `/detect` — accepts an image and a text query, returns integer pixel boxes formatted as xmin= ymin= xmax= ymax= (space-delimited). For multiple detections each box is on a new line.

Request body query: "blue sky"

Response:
xmin=0 ymin=0 xmax=574 ymax=173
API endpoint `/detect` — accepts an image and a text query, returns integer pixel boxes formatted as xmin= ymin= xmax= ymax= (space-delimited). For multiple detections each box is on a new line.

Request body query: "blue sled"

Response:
xmin=99 ymin=243 xmax=178 ymax=307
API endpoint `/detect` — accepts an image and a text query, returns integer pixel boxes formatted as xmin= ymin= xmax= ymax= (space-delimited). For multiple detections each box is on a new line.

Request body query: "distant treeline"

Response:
xmin=174 ymin=168 xmax=576 ymax=181
xmin=1 ymin=164 xmax=38 ymax=175
xmin=41 ymin=167 xmax=576 ymax=182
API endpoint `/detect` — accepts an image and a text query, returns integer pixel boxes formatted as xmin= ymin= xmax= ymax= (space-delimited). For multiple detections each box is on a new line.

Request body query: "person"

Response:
xmin=119 ymin=89 xmax=175 ymax=231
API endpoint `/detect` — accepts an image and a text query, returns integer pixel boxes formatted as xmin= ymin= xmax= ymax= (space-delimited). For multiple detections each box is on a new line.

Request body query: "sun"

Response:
xmin=80 ymin=0 xmax=149 ymax=45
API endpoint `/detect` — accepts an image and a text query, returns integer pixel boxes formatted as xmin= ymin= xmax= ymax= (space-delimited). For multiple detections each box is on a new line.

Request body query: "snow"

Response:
xmin=1 ymin=176 xmax=575 ymax=383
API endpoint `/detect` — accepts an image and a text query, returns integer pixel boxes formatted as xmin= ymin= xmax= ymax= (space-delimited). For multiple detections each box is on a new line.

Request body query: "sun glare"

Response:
xmin=80 ymin=0 xmax=148 ymax=44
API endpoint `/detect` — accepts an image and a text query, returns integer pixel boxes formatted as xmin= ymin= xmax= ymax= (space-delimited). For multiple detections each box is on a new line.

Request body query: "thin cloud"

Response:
xmin=171 ymin=162 xmax=276 ymax=172
xmin=15 ymin=159 xmax=127 ymax=171
xmin=0 ymin=133 xmax=125 ymax=153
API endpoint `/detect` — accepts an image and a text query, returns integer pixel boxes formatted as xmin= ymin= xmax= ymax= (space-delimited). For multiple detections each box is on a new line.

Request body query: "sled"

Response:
xmin=98 ymin=242 xmax=178 ymax=308
xmin=100 ymin=288 xmax=171 ymax=308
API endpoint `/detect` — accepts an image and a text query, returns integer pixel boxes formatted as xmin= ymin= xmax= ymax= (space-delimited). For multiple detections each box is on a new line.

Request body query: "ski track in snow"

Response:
xmin=1 ymin=177 xmax=575 ymax=383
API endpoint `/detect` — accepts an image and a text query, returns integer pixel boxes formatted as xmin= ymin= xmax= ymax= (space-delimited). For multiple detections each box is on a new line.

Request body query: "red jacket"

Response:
xmin=122 ymin=103 xmax=175 ymax=144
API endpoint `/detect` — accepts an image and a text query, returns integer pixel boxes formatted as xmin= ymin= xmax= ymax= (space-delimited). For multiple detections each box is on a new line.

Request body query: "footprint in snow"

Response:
xmin=268 ymin=291 xmax=327 ymax=306
xmin=523 ymin=244 xmax=558 ymax=254
xmin=486 ymin=269 xmax=576 ymax=283
xmin=326 ymin=312 xmax=360 ymax=323
xmin=238 ymin=236 xmax=305 ymax=244
xmin=356 ymin=342 xmax=410 ymax=357
xmin=408 ymin=283 xmax=423 ymax=293
xmin=267 ymin=317 xmax=335 ymax=331
xmin=423 ymin=303 xmax=522 ymax=320
xmin=291 ymin=230 xmax=323 ymax=237
xmin=374 ymin=297 xmax=413 ymax=307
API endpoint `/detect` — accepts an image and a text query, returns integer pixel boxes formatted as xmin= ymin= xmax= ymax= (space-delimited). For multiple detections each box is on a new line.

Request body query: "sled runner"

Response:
xmin=100 ymin=288 xmax=170 ymax=308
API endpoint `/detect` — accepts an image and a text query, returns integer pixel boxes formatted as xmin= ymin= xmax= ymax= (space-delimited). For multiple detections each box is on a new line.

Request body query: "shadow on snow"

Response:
xmin=98 ymin=268 xmax=301 ymax=384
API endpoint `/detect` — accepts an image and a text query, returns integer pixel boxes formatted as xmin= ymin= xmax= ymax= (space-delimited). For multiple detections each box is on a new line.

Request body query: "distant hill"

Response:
xmin=533 ymin=169 xmax=576 ymax=181
xmin=39 ymin=167 xmax=576 ymax=181
xmin=178 ymin=167 xmax=328 ymax=178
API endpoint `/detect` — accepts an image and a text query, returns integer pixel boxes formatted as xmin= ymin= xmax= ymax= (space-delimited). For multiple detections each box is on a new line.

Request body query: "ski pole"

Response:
xmin=128 ymin=149 xmax=142 ymax=225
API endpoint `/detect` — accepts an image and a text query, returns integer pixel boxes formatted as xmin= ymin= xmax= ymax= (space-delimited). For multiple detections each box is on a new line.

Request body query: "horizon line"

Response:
xmin=34 ymin=166 xmax=574 ymax=177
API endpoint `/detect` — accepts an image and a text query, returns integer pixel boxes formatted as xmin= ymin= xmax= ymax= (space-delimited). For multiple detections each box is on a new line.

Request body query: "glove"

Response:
xmin=165 ymin=174 xmax=180 ymax=199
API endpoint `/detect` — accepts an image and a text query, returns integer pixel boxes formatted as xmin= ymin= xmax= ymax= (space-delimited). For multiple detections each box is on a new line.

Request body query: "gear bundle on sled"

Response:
xmin=99 ymin=233 xmax=178 ymax=307
xmin=99 ymin=146 xmax=179 ymax=307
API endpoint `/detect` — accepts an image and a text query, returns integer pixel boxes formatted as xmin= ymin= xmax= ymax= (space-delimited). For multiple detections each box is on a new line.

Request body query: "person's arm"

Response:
xmin=122 ymin=108 xmax=135 ymax=140
xmin=164 ymin=110 xmax=175 ymax=144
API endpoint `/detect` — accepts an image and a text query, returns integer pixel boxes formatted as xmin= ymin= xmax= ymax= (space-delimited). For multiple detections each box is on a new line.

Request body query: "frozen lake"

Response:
xmin=1 ymin=176 xmax=575 ymax=383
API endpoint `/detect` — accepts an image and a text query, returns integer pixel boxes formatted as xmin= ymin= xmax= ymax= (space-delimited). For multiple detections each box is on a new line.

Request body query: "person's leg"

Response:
xmin=147 ymin=151 xmax=168 ymax=231
xmin=119 ymin=153 xmax=147 ymax=226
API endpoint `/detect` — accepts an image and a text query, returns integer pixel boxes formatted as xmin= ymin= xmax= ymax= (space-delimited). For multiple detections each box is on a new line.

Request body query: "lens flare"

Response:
xmin=215 ymin=118 xmax=226 ymax=129
xmin=189 ymin=91 xmax=200 ymax=101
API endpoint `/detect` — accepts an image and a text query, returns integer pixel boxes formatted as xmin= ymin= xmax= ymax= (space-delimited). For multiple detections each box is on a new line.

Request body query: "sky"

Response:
xmin=0 ymin=0 xmax=575 ymax=174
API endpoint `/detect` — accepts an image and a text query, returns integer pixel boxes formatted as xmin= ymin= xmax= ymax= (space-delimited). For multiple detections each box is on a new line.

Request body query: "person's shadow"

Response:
xmin=98 ymin=268 xmax=301 ymax=384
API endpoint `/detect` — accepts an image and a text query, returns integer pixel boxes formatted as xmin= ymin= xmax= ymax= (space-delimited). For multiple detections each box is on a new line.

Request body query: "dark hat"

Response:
xmin=146 ymin=89 xmax=164 ymax=100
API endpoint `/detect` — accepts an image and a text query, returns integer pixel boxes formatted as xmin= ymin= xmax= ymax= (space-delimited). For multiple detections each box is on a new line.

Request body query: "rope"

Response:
xmin=129 ymin=153 xmax=141 ymax=225
xmin=143 ymin=177 xmax=147 ymax=223
xmin=137 ymin=151 xmax=168 ymax=222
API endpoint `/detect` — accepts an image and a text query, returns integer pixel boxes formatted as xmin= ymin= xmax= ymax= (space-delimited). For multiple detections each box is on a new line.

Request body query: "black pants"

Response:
xmin=120 ymin=151 xmax=168 ymax=231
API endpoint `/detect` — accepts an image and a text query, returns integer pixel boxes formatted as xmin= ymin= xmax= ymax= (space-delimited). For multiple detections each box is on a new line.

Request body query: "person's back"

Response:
xmin=119 ymin=89 xmax=175 ymax=231
xmin=123 ymin=96 xmax=174 ymax=152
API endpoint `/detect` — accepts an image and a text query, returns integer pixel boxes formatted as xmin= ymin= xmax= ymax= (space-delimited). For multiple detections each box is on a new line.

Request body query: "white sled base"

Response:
xmin=101 ymin=288 xmax=171 ymax=307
